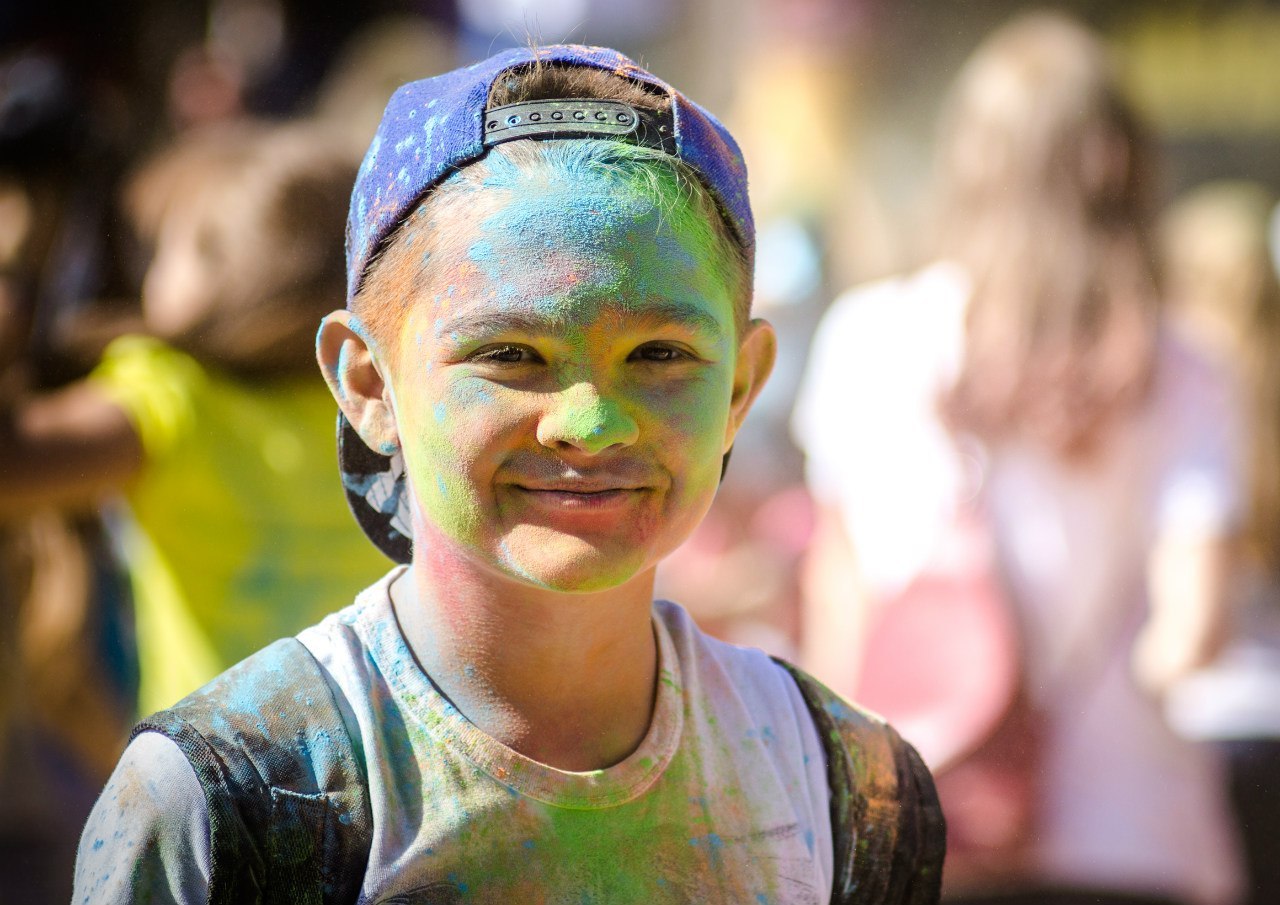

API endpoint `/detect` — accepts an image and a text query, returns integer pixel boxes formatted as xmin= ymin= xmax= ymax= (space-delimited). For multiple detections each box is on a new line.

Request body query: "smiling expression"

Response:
xmin=375 ymin=160 xmax=752 ymax=592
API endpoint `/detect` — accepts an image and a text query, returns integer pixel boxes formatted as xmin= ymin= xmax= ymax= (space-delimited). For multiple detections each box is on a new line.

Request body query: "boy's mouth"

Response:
xmin=514 ymin=479 xmax=646 ymax=493
xmin=509 ymin=484 xmax=647 ymax=512
xmin=503 ymin=463 xmax=656 ymax=511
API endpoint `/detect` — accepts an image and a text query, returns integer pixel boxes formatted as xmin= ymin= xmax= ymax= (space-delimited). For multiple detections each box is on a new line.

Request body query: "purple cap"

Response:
xmin=340 ymin=43 xmax=753 ymax=563
xmin=346 ymin=43 xmax=752 ymax=302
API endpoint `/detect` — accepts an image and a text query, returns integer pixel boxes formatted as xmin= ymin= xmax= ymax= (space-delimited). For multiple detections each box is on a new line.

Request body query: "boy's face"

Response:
xmin=354 ymin=171 xmax=772 ymax=592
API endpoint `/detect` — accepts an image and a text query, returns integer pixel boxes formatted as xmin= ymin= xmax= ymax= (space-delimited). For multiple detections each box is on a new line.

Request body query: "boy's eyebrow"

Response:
xmin=439 ymin=300 xmax=726 ymax=340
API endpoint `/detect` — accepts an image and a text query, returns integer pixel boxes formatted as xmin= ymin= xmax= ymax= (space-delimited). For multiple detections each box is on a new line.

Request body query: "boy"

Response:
xmin=74 ymin=45 xmax=942 ymax=904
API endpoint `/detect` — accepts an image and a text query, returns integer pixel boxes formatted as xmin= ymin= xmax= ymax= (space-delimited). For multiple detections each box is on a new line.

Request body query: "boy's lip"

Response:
xmin=501 ymin=465 xmax=658 ymax=512
xmin=499 ymin=458 xmax=660 ymax=495
xmin=510 ymin=486 xmax=645 ymax=511
xmin=511 ymin=479 xmax=649 ymax=493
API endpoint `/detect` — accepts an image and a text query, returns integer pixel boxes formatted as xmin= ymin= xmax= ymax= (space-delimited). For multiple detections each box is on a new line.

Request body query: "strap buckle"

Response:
xmin=483 ymin=99 xmax=676 ymax=153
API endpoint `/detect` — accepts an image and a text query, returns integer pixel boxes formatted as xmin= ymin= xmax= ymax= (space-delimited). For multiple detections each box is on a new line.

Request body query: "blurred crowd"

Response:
xmin=2 ymin=1 xmax=1279 ymax=903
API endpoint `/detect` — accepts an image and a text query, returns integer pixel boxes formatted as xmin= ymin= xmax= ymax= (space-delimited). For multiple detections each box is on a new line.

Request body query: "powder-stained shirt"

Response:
xmin=88 ymin=335 xmax=389 ymax=714
xmin=74 ymin=568 xmax=835 ymax=904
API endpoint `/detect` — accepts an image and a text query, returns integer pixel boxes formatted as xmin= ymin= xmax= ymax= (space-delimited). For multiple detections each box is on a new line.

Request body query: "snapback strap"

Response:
xmin=484 ymin=99 xmax=677 ymax=153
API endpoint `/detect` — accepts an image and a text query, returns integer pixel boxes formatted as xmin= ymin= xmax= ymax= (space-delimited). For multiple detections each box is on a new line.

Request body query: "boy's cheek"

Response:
xmin=401 ymin=430 xmax=486 ymax=542
xmin=637 ymin=380 xmax=734 ymax=451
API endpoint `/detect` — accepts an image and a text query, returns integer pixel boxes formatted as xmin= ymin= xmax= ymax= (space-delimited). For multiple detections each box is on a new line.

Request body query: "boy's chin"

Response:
xmin=494 ymin=531 xmax=658 ymax=594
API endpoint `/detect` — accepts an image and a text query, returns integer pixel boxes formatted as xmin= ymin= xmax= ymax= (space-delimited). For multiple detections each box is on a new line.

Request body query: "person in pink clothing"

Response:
xmin=795 ymin=12 xmax=1244 ymax=905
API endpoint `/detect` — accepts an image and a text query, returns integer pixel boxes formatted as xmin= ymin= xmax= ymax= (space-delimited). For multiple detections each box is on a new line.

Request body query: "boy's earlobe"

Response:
xmin=316 ymin=311 xmax=401 ymax=455
xmin=725 ymin=317 xmax=777 ymax=451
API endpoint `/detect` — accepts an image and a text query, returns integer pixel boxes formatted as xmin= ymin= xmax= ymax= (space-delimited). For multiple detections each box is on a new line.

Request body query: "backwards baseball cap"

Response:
xmin=339 ymin=43 xmax=753 ymax=563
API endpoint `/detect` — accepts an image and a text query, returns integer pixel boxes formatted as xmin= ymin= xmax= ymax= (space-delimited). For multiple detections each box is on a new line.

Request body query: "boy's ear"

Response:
xmin=316 ymin=311 xmax=400 ymax=455
xmin=724 ymin=317 xmax=777 ymax=452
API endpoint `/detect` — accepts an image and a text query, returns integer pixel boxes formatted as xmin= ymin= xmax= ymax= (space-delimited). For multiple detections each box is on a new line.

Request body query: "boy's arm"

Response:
xmin=0 ymin=381 xmax=143 ymax=518
xmin=73 ymin=732 xmax=211 ymax=905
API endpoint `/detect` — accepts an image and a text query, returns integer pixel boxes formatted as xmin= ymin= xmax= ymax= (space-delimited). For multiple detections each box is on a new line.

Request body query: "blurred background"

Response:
xmin=2 ymin=0 xmax=1279 ymax=903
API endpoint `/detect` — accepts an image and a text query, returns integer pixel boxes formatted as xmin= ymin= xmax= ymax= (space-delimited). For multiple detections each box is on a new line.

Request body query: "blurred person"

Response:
xmin=1161 ymin=181 xmax=1280 ymax=905
xmin=311 ymin=14 xmax=458 ymax=161
xmin=163 ymin=1 xmax=396 ymax=135
xmin=0 ymin=171 xmax=136 ymax=905
xmin=454 ymin=0 xmax=678 ymax=60
xmin=166 ymin=44 xmax=247 ymax=132
xmin=0 ymin=47 xmax=142 ymax=904
xmin=0 ymin=122 xmax=390 ymax=719
xmin=794 ymin=12 xmax=1243 ymax=905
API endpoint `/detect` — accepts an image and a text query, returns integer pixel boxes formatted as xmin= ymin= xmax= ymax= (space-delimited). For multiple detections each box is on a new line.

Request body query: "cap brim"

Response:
xmin=337 ymin=413 xmax=413 ymax=564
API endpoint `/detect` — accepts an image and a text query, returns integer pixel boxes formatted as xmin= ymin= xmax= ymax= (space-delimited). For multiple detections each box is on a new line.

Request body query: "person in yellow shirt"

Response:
xmin=0 ymin=122 xmax=389 ymax=714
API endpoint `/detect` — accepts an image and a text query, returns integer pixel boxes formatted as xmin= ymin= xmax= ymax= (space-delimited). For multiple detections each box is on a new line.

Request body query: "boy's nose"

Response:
xmin=536 ymin=383 xmax=639 ymax=454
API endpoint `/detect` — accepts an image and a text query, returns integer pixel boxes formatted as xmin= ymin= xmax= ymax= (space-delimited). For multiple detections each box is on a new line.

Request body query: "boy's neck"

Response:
xmin=390 ymin=543 xmax=660 ymax=773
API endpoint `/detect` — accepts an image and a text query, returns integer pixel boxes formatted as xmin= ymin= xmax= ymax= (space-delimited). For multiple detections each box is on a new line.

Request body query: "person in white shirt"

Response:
xmin=795 ymin=12 xmax=1243 ymax=905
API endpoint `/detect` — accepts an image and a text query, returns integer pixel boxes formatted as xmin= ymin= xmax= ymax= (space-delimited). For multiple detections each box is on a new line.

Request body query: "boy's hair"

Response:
xmin=127 ymin=123 xmax=356 ymax=376
xmin=352 ymin=63 xmax=752 ymax=356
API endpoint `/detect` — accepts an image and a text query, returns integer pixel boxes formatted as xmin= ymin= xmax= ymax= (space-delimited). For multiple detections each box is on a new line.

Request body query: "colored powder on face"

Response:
xmin=470 ymin=178 xmax=733 ymax=340
xmin=384 ymin=149 xmax=742 ymax=591
xmin=541 ymin=384 xmax=636 ymax=453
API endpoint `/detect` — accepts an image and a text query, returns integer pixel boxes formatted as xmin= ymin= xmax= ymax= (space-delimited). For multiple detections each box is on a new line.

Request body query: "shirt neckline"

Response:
xmin=356 ymin=566 xmax=685 ymax=810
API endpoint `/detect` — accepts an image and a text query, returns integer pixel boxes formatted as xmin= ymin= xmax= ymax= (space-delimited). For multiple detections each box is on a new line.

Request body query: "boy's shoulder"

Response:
xmin=768 ymin=659 xmax=945 ymax=903
xmin=652 ymin=597 xmax=794 ymax=694
xmin=655 ymin=600 xmax=944 ymax=903
xmin=654 ymin=597 xmax=894 ymax=743
xmin=133 ymin=634 xmax=373 ymax=904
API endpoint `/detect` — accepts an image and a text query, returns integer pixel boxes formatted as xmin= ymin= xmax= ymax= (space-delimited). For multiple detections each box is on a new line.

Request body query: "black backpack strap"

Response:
xmin=132 ymin=637 xmax=373 ymax=905
xmin=772 ymin=658 xmax=945 ymax=905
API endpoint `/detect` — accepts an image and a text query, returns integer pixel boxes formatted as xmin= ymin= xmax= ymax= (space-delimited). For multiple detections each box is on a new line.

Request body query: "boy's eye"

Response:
xmin=469 ymin=344 xmax=540 ymax=365
xmin=631 ymin=343 xmax=690 ymax=363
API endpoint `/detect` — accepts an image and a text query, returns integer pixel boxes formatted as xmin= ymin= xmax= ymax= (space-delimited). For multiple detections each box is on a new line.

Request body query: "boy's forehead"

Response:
xmin=401 ymin=188 xmax=736 ymax=342
xmin=429 ymin=297 xmax=728 ymax=340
